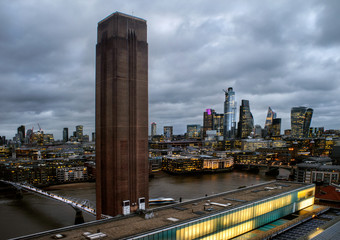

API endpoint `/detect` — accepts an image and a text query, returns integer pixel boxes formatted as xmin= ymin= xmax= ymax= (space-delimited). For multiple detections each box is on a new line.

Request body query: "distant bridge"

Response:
xmin=235 ymin=163 xmax=295 ymax=170
xmin=0 ymin=180 xmax=109 ymax=221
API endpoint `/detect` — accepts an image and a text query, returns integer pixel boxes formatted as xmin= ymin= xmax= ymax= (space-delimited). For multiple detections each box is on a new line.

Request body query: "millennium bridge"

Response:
xmin=0 ymin=180 xmax=109 ymax=223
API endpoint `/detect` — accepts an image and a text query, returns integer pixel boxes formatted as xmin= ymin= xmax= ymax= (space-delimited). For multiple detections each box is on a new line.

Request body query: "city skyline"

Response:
xmin=1 ymin=1 xmax=340 ymax=139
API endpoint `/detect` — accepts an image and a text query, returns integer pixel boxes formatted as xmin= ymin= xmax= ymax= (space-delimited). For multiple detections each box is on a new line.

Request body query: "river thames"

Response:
xmin=0 ymin=170 xmax=274 ymax=240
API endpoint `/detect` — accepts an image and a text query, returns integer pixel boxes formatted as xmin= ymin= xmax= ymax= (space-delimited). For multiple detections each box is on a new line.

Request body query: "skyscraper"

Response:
xmin=164 ymin=126 xmax=173 ymax=141
xmin=17 ymin=125 xmax=25 ymax=142
xmin=203 ymin=109 xmax=215 ymax=137
xmin=95 ymin=12 xmax=148 ymax=218
xmin=63 ymin=128 xmax=68 ymax=142
xmin=254 ymin=125 xmax=262 ymax=137
xmin=237 ymin=100 xmax=254 ymax=139
xmin=291 ymin=107 xmax=313 ymax=138
xmin=203 ymin=109 xmax=224 ymax=138
xmin=213 ymin=113 xmax=224 ymax=137
xmin=264 ymin=107 xmax=277 ymax=129
xmin=264 ymin=107 xmax=277 ymax=137
xmin=75 ymin=125 xmax=83 ymax=141
xmin=151 ymin=122 xmax=157 ymax=137
xmin=272 ymin=118 xmax=281 ymax=136
xmin=223 ymin=87 xmax=237 ymax=139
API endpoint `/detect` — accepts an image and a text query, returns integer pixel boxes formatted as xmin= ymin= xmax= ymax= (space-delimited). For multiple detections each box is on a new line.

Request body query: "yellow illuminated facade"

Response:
xmin=133 ymin=184 xmax=315 ymax=240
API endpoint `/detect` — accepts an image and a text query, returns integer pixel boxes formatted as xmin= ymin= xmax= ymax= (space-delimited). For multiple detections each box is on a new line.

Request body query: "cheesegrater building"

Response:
xmin=95 ymin=12 xmax=149 ymax=219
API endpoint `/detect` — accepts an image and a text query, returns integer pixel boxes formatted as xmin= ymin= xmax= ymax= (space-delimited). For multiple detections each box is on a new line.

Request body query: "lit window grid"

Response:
xmin=131 ymin=185 xmax=315 ymax=240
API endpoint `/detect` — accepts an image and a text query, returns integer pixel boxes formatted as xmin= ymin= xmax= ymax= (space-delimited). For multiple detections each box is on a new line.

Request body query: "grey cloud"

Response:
xmin=0 ymin=0 xmax=339 ymax=138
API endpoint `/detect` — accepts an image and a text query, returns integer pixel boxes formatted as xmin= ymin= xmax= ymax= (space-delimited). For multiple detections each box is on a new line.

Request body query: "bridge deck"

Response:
xmin=1 ymin=181 xmax=96 ymax=216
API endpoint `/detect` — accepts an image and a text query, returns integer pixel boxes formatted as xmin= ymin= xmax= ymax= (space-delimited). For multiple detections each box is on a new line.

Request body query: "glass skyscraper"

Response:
xmin=223 ymin=87 xmax=237 ymax=139
xmin=291 ymin=107 xmax=313 ymax=138
xmin=265 ymin=107 xmax=276 ymax=129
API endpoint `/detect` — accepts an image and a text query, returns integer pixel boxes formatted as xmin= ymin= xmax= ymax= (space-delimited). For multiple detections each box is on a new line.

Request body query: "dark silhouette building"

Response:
xmin=272 ymin=118 xmax=281 ymax=136
xmin=17 ymin=125 xmax=25 ymax=142
xmin=95 ymin=12 xmax=149 ymax=218
xmin=203 ymin=109 xmax=215 ymax=137
xmin=63 ymin=128 xmax=68 ymax=142
xmin=237 ymin=100 xmax=254 ymax=139
xmin=203 ymin=109 xmax=224 ymax=138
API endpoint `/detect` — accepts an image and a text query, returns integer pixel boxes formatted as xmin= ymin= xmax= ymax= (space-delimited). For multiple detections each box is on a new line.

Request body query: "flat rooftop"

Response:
xmin=24 ymin=181 xmax=314 ymax=240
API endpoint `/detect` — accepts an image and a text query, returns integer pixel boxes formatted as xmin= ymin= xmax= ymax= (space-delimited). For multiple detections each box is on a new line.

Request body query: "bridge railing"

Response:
xmin=1 ymin=180 xmax=97 ymax=216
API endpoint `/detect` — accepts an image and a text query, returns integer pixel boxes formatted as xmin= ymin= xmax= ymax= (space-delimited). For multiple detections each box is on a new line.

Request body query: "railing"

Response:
xmin=0 ymin=180 xmax=97 ymax=216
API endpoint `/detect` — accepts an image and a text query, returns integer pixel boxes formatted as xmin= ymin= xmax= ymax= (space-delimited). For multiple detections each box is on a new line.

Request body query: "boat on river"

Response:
xmin=149 ymin=197 xmax=176 ymax=205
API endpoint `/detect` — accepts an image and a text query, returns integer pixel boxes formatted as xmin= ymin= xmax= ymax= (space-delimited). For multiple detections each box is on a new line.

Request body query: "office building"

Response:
xmin=57 ymin=167 xmax=88 ymax=182
xmin=75 ymin=125 xmax=83 ymax=141
xmin=95 ymin=12 xmax=149 ymax=218
xmin=284 ymin=129 xmax=291 ymax=136
xmin=254 ymin=125 xmax=262 ymax=137
xmin=238 ymin=100 xmax=254 ymax=139
xmin=291 ymin=107 xmax=313 ymax=138
xmin=223 ymin=87 xmax=237 ymax=139
xmin=203 ymin=109 xmax=215 ymax=137
xmin=17 ymin=125 xmax=25 ymax=142
xmin=186 ymin=124 xmax=201 ymax=139
xmin=213 ymin=113 xmax=224 ymax=137
xmin=203 ymin=109 xmax=224 ymax=138
xmin=151 ymin=122 xmax=157 ymax=137
xmin=164 ymin=126 xmax=173 ymax=141
xmin=264 ymin=107 xmax=276 ymax=129
xmin=264 ymin=107 xmax=279 ymax=137
xmin=63 ymin=128 xmax=68 ymax=142
xmin=296 ymin=162 xmax=340 ymax=184
xmin=272 ymin=118 xmax=281 ymax=136
xmin=92 ymin=132 xmax=96 ymax=142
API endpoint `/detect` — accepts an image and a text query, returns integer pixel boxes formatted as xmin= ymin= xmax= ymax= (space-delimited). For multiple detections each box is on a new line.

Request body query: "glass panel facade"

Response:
xmin=132 ymin=185 xmax=315 ymax=240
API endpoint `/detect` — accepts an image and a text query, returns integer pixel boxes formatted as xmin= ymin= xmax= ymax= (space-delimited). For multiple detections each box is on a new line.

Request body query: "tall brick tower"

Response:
xmin=95 ymin=12 xmax=149 ymax=219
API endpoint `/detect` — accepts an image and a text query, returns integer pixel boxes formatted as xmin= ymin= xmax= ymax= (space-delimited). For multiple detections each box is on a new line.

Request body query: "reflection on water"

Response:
xmin=0 ymin=170 xmax=273 ymax=240
xmin=149 ymin=170 xmax=273 ymax=200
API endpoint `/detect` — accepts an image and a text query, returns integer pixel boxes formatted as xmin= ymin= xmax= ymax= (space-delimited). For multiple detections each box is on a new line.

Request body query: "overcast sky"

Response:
xmin=0 ymin=0 xmax=339 ymax=140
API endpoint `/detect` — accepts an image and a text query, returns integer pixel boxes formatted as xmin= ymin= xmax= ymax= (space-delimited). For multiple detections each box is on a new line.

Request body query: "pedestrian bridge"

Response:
xmin=0 ymin=180 xmax=108 ymax=220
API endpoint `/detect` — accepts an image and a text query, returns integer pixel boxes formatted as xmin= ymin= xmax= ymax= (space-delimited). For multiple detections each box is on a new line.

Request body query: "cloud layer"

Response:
xmin=0 ymin=0 xmax=339 ymax=139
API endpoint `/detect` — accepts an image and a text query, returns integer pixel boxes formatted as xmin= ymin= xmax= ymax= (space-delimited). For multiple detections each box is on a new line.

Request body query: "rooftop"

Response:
xmin=28 ymin=181 xmax=314 ymax=240
xmin=98 ymin=11 xmax=146 ymax=25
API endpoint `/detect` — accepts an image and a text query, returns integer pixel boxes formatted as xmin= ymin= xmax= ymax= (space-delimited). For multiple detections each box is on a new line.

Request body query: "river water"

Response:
xmin=0 ymin=170 xmax=274 ymax=240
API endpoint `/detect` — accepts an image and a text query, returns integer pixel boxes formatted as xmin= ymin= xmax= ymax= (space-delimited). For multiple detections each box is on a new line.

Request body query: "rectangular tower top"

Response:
xmin=98 ymin=11 xmax=146 ymax=25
